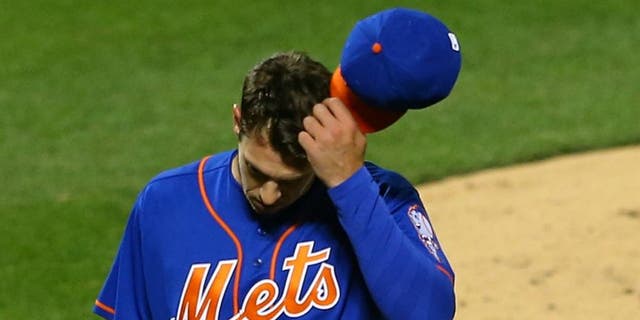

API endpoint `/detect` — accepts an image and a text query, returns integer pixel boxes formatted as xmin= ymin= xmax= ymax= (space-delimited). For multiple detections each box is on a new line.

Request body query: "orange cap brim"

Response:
xmin=330 ymin=66 xmax=406 ymax=133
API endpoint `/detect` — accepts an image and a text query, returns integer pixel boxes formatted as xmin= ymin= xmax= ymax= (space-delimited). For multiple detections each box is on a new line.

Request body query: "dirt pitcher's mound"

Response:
xmin=417 ymin=145 xmax=640 ymax=319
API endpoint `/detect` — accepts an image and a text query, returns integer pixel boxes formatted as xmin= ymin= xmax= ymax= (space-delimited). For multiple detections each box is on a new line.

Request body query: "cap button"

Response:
xmin=371 ymin=42 xmax=382 ymax=54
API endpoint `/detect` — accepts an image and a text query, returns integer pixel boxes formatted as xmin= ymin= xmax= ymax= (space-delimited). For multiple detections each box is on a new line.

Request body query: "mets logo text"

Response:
xmin=173 ymin=241 xmax=340 ymax=320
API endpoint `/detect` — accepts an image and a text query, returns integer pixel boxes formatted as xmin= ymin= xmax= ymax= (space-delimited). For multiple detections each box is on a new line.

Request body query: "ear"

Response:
xmin=232 ymin=104 xmax=241 ymax=136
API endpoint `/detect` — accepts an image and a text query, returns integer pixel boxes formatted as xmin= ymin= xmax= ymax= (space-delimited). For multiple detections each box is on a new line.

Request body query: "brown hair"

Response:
xmin=239 ymin=51 xmax=331 ymax=168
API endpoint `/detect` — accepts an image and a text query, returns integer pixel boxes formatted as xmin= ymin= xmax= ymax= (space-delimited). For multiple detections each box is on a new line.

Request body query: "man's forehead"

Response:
xmin=242 ymin=136 xmax=311 ymax=180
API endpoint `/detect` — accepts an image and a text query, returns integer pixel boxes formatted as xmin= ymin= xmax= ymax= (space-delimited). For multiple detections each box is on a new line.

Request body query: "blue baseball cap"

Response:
xmin=331 ymin=7 xmax=462 ymax=133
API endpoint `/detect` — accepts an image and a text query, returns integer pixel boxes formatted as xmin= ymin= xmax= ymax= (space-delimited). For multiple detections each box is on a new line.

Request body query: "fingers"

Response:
xmin=302 ymin=97 xmax=359 ymax=144
xmin=303 ymin=102 xmax=339 ymax=141
xmin=299 ymin=98 xmax=366 ymax=188
xmin=322 ymin=97 xmax=355 ymax=124
xmin=306 ymin=98 xmax=356 ymax=131
xmin=298 ymin=130 xmax=317 ymax=152
xmin=302 ymin=114 xmax=323 ymax=139
xmin=311 ymin=102 xmax=336 ymax=127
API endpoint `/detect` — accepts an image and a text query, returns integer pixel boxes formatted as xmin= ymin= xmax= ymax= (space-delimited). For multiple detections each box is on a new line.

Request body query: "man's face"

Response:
xmin=234 ymin=131 xmax=315 ymax=215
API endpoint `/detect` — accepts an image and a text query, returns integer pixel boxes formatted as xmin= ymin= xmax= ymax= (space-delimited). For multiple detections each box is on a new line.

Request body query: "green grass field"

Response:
xmin=1 ymin=0 xmax=638 ymax=318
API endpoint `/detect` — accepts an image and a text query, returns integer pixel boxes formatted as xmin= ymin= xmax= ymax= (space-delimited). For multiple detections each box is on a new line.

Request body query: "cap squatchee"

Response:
xmin=331 ymin=7 xmax=462 ymax=133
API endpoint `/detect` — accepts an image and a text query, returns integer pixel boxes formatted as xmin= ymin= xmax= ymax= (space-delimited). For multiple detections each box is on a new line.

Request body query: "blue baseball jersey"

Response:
xmin=94 ymin=150 xmax=455 ymax=319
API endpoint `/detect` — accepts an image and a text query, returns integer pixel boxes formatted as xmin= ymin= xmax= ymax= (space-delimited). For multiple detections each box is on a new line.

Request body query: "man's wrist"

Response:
xmin=327 ymin=165 xmax=371 ymax=198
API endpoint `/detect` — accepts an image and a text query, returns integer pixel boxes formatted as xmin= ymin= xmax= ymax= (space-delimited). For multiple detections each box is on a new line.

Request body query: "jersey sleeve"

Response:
xmin=94 ymin=191 xmax=152 ymax=320
xmin=327 ymin=166 xmax=455 ymax=320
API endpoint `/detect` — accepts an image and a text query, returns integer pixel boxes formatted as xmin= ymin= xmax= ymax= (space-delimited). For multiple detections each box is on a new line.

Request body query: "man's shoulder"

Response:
xmin=147 ymin=150 xmax=235 ymax=187
xmin=364 ymin=161 xmax=417 ymax=199
xmin=132 ymin=150 xmax=235 ymax=208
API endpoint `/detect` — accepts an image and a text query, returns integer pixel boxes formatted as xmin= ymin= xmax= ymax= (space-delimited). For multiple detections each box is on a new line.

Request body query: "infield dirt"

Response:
xmin=416 ymin=145 xmax=640 ymax=319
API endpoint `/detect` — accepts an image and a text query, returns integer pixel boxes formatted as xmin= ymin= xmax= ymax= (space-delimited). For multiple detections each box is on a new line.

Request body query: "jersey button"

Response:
xmin=257 ymin=227 xmax=268 ymax=236
xmin=253 ymin=258 xmax=263 ymax=267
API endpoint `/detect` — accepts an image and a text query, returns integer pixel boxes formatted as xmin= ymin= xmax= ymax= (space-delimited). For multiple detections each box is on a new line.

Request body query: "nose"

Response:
xmin=260 ymin=181 xmax=282 ymax=206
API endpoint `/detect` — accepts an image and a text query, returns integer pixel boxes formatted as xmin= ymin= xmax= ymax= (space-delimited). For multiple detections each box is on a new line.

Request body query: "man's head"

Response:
xmin=232 ymin=52 xmax=331 ymax=215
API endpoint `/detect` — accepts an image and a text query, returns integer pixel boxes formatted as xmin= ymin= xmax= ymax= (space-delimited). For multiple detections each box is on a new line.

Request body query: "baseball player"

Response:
xmin=95 ymin=8 xmax=460 ymax=320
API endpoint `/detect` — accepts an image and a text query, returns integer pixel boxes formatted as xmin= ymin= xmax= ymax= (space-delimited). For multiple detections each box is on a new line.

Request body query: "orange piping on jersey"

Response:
xmin=270 ymin=224 xmax=299 ymax=280
xmin=95 ymin=300 xmax=115 ymax=315
xmin=436 ymin=264 xmax=454 ymax=284
xmin=198 ymin=156 xmax=243 ymax=314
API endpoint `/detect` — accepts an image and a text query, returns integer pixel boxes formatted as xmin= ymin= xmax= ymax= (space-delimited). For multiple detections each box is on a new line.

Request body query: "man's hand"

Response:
xmin=298 ymin=97 xmax=367 ymax=188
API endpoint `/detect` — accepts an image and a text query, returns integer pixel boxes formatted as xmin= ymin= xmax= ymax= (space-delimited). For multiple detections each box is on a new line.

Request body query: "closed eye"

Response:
xmin=246 ymin=161 xmax=269 ymax=181
xmin=245 ymin=159 xmax=310 ymax=186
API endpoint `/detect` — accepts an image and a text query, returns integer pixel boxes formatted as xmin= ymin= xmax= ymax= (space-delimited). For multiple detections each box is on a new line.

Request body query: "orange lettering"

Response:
xmin=308 ymin=263 xmax=340 ymax=309
xmin=177 ymin=242 xmax=340 ymax=320
xmin=176 ymin=261 xmax=236 ymax=320
xmin=281 ymin=242 xmax=338 ymax=317
xmin=231 ymin=280 xmax=283 ymax=320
